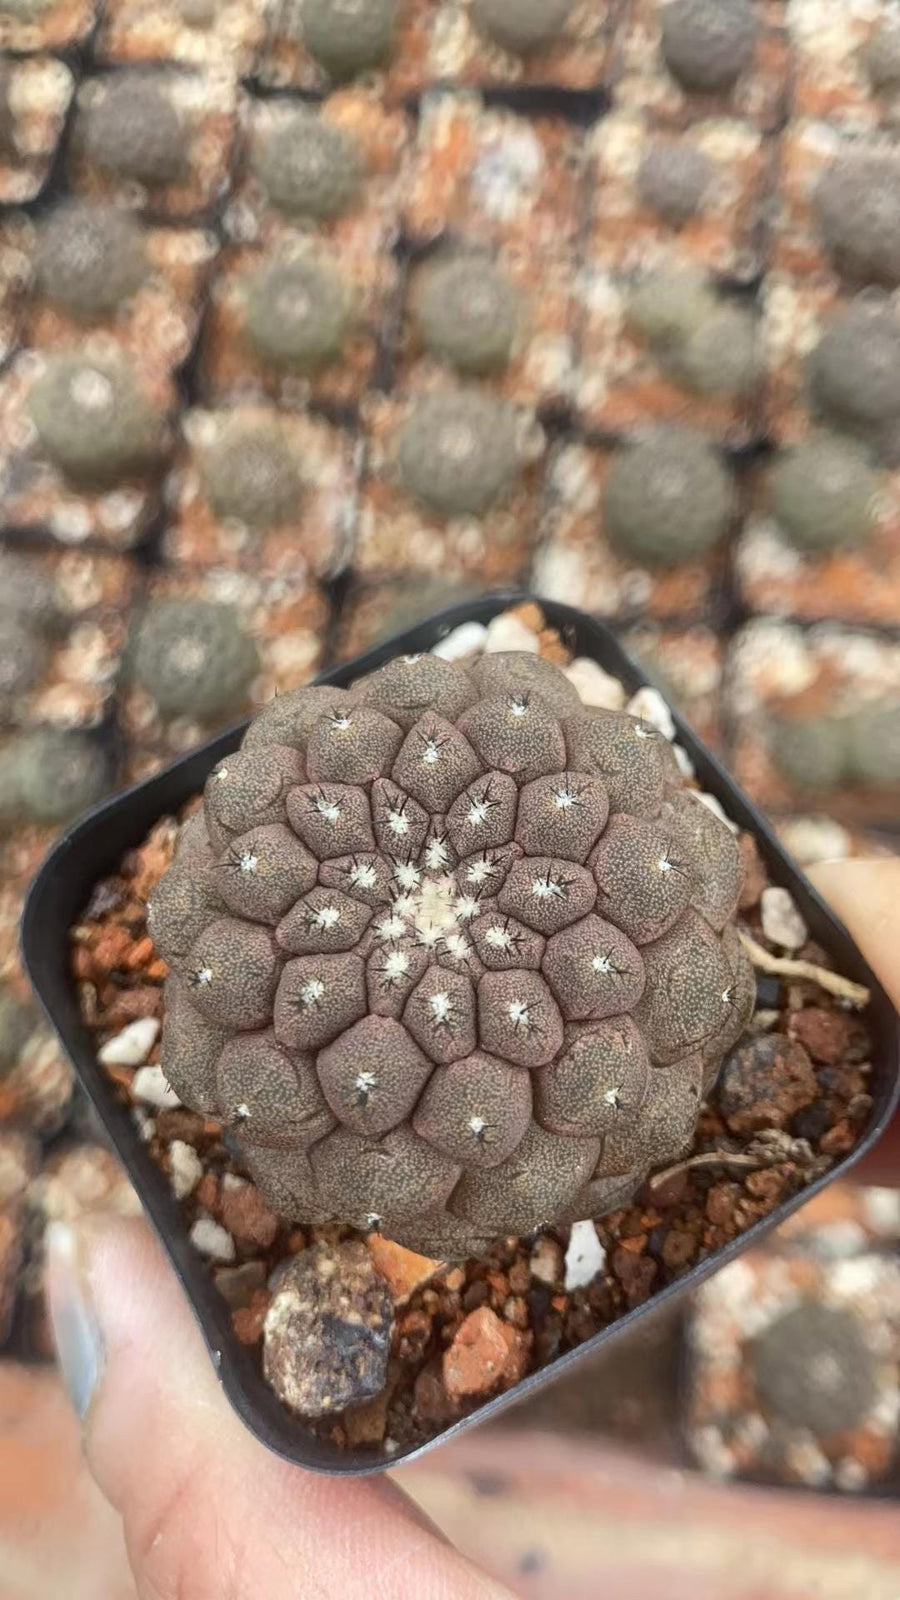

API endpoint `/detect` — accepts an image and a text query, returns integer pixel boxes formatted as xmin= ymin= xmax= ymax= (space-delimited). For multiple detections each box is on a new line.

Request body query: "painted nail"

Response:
xmin=46 ymin=1220 xmax=103 ymax=1421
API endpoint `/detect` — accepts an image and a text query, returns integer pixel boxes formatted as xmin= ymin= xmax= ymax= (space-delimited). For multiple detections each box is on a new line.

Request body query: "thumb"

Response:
xmin=807 ymin=858 xmax=900 ymax=1188
xmin=47 ymin=1215 xmax=518 ymax=1600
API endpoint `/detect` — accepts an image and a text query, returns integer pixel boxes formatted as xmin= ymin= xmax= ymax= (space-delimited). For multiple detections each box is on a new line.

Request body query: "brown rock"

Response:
xmin=367 ymin=1234 xmax=444 ymax=1306
xmin=413 ymin=1357 xmax=460 ymax=1426
xmin=219 ymin=1180 xmax=279 ymax=1251
xmin=660 ymin=1228 xmax=698 ymax=1270
xmin=717 ymin=1034 xmax=818 ymax=1135
xmin=232 ymin=1294 xmax=269 ymax=1345
xmin=263 ymin=1241 xmax=393 ymax=1417
xmin=443 ymin=1306 xmax=521 ymax=1400
xmin=789 ymin=1007 xmax=856 ymax=1066
xmin=705 ymin=1181 xmax=741 ymax=1226
xmin=820 ymin=1119 xmax=856 ymax=1157
xmin=214 ymin=1260 xmax=267 ymax=1310
xmin=342 ymin=1388 xmax=390 ymax=1446
xmin=612 ymin=1245 xmax=658 ymax=1307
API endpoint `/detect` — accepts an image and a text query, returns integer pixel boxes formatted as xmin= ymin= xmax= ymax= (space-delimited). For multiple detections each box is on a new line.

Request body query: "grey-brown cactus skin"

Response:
xmin=154 ymin=651 xmax=751 ymax=1256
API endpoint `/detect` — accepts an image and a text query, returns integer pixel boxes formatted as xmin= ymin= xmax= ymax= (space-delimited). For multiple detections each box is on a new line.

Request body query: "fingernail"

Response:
xmin=46 ymin=1221 xmax=103 ymax=1422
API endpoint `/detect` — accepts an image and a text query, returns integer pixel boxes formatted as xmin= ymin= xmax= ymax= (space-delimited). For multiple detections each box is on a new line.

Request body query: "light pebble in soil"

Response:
xmin=97 ymin=1017 xmax=160 ymax=1066
xmin=564 ymin=1220 xmax=607 ymax=1291
xmin=483 ymin=614 xmax=539 ymax=654
xmin=563 ymin=657 xmax=626 ymax=710
xmin=169 ymin=1139 xmax=203 ymax=1200
xmin=432 ymin=622 xmax=488 ymax=661
xmin=189 ymin=1216 xmax=236 ymax=1263
xmin=761 ymin=887 xmax=809 ymax=952
xmin=132 ymin=1064 xmax=182 ymax=1109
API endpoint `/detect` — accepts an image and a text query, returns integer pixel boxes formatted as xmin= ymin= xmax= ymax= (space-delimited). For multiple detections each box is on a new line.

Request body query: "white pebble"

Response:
xmin=564 ymin=657 xmax=626 ymax=710
xmin=98 ymin=1017 xmax=161 ymax=1067
xmin=433 ymin=621 xmax=488 ymax=661
xmin=530 ymin=1233 xmax=564 ymax=1287
xmin=169 ymin=1140 xmax=203 ymax=1201
xmin=696 ymin=791 xmax=739 ymax=834
xmin=673 ymin=743 xmax=695 ymax=779
xmin=190 ymin=1216 xmax=235 ymax=1264
xmin=132 ymin=1065 xmax=181 ymax=1110
xmin=483 ymin=613 xmax=540 ymax=654
xmin=761 ymin=886 xmax=809 ymax=952
xmin=564 ymin=1220 xmax=607 ymax=1291
xmin=627 ymin=685 xmax=676 ymax=740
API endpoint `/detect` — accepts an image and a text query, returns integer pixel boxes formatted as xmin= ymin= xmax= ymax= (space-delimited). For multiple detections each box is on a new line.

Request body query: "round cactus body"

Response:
xmin=35 ymin=201 xmax=148 ymax=320
xmin=153 ymin=650 xmax=752 ymax=1256
xmin=810 ymin=300 xmax=900 ymax=438
xmin=29 ymin=354 xmax=165 ymax=485
xmin=769 ymin=435 xmax=880 ymax=553
xmin=750 ymin=1304 xmax=877 ymax=1436
xmin=394 ymin=391 xmax=521 ymax=518
xmin=412 ymin=253 xmax=520 ymax=375
xmin=627 ymin=267 xmax=714 ymax=348
xmin=604 ymin=427 xmax=733 ymax=566
xmin=659 ymin=0 xmax=757 ymax=92
xmin=201 ymin=419 xmax=301 ymax=530
xmin=251 ymin=113 xmax=363 ymax=220
xmin=84 ymin=77 xmax=184 ymax=187
xmin=815 ymin=156 xmax=900 ymax=288
xmin=0 ymin=727 xmax=109 ymax=826
xmin=470 ymin=0 xmax=573 ymax=55
xmin=130 ymin=599 xmax=260 ymax=719
xmin=244 ymin=255 xmax=355 ymax=374
xmin=637 ymin=139 xmax=715 ymax=225
xmin=0 ymin=0 xmax=56 ymax=16
xmin=300 ymin=0 xmax=397 ymax=79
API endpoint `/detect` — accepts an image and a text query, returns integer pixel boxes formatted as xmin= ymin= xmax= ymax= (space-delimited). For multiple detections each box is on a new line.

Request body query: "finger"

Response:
xmin=47 ymin=1215 xmax=518 ymax=1600
xmin=808 ymin=859 xmax=900 ymax=1187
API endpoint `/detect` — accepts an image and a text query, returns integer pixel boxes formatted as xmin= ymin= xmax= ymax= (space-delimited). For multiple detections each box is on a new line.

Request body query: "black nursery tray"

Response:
xmin=21 ymin=593 xmax=900 ymax=1476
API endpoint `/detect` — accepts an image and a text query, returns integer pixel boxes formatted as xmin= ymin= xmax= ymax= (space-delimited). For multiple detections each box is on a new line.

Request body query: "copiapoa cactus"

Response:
xmin=251 ymin=112 xmax=363 ymax=221
xmin=129 ymin=598 xmax=260 ymax=720
xmin=152 ymin=649 xmax=753 ymax=1257
xmin=83 ymin=77 xmax=184 ymax=188
xmin=604 ymin=426 xmax=734 ymax=566
xmin=470 ymin=0 xmax=573 ymax=55
xmin=659 ymin=0 xmax=757 ymax=92
xmin=412 ymin=253 xmax=521 ymax=376
xmin=636 ymin=139 xmax=715 ymax=226
xmin=298 ymin=0 xmax=397 ymax=80
xmin=35 ymin=201 xmax=148 ymax=320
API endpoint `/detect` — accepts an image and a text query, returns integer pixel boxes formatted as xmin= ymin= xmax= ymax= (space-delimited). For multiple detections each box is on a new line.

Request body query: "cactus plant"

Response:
xmin=810 ymin=300 xmax=900 ymax=443
xmin=768 ymin=435 xmax=880 ymax=553
xmin=83 ymin=77 xmax=184 ymax=187
xmin=604 ymin=426 xmax=734 ymax=566
xmin=412 ymin=253 xmax=520 ymax=376
xmin=637 ymin=139 xmax=715 ymax=226
xmin=750 ymin=1304 xmax=878 ymax=1435
xmin=130 ymin=599 xmax=260 ymax=720
xmin=251 ymin=112 xmax=363 ymax=220
xmin=35 ymin=201 xmax=148 ymax=319
xmin=200 ymin=418 xmax=301 ymax=530
xmin=815 ymin=155 xmax=900 ymax=288
xmin=153 ymin=649 xmax=753 ymax=1256
xmin=244 ymin=255 xmax=356 ymax=374
xmin=393 ymin=391 xmax=522 ymax=519
xmin=0 ymin=727 xmax=109 ymax=825
xmin=659 ymin=0 xmax=757 ymax=92
xmin=299 ymin=0 xmax=397 ymax=79
xmin=29 ymin=353 xmax=166 ymax=485
xmin=470 ymin=0 xmax=573 ymax=55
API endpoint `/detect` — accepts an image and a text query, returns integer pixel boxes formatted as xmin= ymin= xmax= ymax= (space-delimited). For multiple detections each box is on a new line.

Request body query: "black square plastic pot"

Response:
xmin=22 ymin=593 xmax=900 ymax=1476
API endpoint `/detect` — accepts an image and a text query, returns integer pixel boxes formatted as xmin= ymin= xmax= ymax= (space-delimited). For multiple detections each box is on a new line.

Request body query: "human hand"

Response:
xmin=808 ymin=858 xmax=900 ymax=1188
xmin=46 ymin=1216 xmax=517 ymax=1600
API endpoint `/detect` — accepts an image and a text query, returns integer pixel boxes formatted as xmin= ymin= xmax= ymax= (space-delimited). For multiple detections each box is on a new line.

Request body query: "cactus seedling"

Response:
xmin=768 ymin=436 xmax=880 ymax=553
xmin=300 ymin=0 xmax=397 ymax=79
xmin=35 ymin=201 xmax=148 ymax=320
xmin=154 ymin=649 xmax=752 ymax=1253
xmin=83 ymin=77 xmax=184 ymax=187
xmin=810 ymin=301 xmax=900 ymax=442
xmin=750 ymin=1304 xmax=878 ymax=1436
xmin=29 ymin=354 xmax=165 ymax=485
xmin=0 ymin=727 xmax=109 ymax=825
xmin=412 ymin=253 xmax=521 ymax=375
xmin=394 ymin=391 xmax=521 ymax=519
xmin=604 ymin=427 xmax=734 ymax=566
xmin=200 ymin=419 xmax=301 ymax=530
xmin=815 ymin=156 xmax=900 ymax=288
xmin=130 ymin=599 xmax=260 ymax=720
xmin=470 ymin=0 xmax=573 ymax=55
xmin=660 ymin=0 xmax=757 ymax=91
xmin=244 ymin=255 xmax=356 ymax=374
xmin=637 ymin=139 xmax=716 ymax=225
xmin=251 ymin=112 xmax=363 ymax=220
